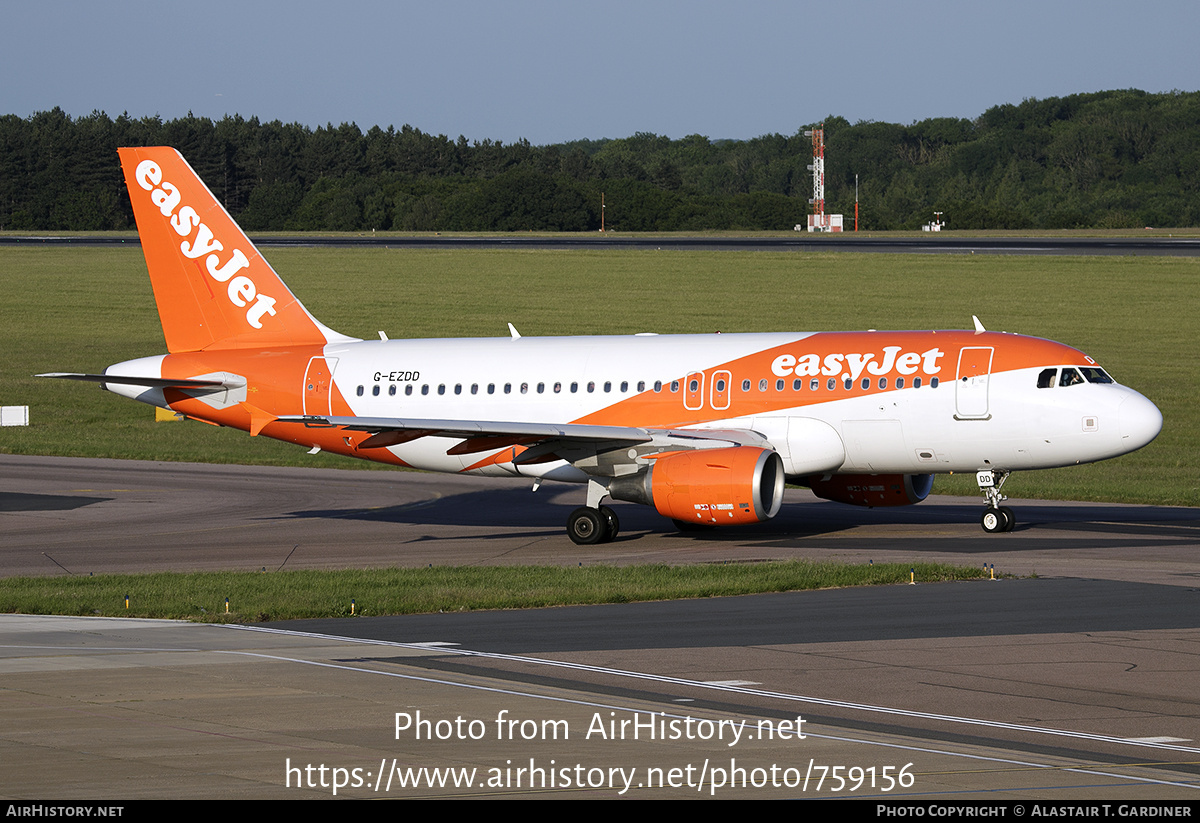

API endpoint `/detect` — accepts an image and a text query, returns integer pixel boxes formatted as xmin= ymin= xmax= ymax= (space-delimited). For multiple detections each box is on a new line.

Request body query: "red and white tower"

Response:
xmin=803 ymin=124 xmax=842 ymax=232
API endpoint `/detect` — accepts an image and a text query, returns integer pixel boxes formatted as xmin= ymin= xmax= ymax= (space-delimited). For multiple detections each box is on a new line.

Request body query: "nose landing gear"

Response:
xmin=977 ymin=469 xmax=1016 ymax=532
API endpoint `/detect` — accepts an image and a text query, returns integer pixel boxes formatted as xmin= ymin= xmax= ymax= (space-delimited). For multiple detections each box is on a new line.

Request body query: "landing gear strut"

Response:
xmin=976 ymin=469 xmax=1016 ymax=533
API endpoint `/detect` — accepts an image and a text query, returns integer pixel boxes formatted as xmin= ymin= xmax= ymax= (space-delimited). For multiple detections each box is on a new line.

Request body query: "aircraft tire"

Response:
xmin=980 ymin=508 xmax=1010 ymax=533
xmin=998 ymin=506 xmax=1016 ymax=532
xmin=567 ymin=507 xmax=607 ymax=545
xmin=599 ymin=506 xmax=620 ymax=541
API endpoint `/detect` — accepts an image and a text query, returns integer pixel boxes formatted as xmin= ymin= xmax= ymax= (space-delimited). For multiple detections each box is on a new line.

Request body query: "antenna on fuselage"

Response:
xmin=972 ymin=315 xmax=986 ymax=333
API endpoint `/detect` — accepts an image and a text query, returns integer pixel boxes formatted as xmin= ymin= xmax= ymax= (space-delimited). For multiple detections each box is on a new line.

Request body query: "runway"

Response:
xmin=2 ymin=454 xmax=1196 ymax=585
xmin=5 ymin=233 xmax=1200 ymax=256
xmin=2 ymin=455 xmax=1199 ymax=799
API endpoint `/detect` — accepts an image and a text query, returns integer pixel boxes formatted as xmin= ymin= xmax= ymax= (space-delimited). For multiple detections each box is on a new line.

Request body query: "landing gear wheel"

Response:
xmin=567 ymin=507 xmax=606 ymax=545
xmin=998 ymin=506 xmax=1016 ymax=532
xmin=599 ymin=506 xmax=620 ymax=541
xmin=981 ymin=507 xmax=1011 ymax=534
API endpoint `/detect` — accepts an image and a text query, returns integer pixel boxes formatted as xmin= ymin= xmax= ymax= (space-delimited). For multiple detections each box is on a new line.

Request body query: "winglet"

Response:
xmin=972 ymin=315 xmax=986 ymax=333
xmin=508 ymin=323 xmax=521 ymax=339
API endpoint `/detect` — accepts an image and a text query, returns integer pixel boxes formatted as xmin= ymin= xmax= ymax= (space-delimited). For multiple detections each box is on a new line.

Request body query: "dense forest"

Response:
xmin=2 ymin=89 xmax=1197 ymax=232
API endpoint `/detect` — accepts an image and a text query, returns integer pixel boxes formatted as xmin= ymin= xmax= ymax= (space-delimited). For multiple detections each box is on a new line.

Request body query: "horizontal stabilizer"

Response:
xmin=37 ymin=372 xmax=244 ymax=390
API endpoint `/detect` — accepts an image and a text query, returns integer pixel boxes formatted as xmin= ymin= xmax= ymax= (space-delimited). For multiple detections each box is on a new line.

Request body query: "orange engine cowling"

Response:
xmin=803 ymin=473 xmax=934 ymax=507
xmin=609 ymin=447 xmax=785 ymax=525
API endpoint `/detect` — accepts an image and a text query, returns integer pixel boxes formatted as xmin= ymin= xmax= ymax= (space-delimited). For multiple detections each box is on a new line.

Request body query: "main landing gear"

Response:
xmin=566 ymin=478 xmax=621 ymax=545
xmin=567 ymin=505 xmax=620 ymax=545
xmin=976 ymin=469 xmax=1016 ymax=533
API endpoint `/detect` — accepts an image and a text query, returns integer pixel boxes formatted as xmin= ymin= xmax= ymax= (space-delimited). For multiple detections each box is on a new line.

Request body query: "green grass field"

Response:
xmin=2 ymin=244 xmax=1194 ymax=505
xmin=0 ymin=561 xmax=988 ymax=622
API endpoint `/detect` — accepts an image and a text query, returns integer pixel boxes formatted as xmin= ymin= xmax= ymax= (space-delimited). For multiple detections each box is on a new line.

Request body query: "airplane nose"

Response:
xmin=1118 ymin=391 xmax=1163 ymax=451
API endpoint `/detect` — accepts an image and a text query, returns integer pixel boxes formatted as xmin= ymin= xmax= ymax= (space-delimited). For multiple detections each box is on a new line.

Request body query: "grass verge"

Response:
xmin=1 ymin=561 xmax=989 ymax=623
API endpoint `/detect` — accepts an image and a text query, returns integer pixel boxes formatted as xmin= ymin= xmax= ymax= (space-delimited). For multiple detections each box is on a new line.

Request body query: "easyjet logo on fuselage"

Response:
xmin=771 ymin=346 xmax=945 ymax=381
xmin=133 ymin=160 xmax=278 ymax=329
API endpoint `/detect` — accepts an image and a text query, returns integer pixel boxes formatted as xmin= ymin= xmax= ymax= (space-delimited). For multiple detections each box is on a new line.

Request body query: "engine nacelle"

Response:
xmin=609 ymin=446 xmax=785 ymax=525
xmin=803 ymin=473 xmax=934 ymax=508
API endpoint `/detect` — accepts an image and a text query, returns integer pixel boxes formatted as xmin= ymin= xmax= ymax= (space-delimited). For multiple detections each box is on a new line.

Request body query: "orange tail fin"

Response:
xmin=118 ymin=147 xmax=351 ymax=353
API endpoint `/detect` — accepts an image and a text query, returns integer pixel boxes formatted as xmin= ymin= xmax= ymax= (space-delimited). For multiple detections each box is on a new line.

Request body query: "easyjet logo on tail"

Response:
xmin=133 ymin=160 xmax=278 ymax=329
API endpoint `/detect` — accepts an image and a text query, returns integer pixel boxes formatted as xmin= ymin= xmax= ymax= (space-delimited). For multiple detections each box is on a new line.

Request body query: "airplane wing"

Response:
xmin=275 ymin=413 xmax=771 ymax=472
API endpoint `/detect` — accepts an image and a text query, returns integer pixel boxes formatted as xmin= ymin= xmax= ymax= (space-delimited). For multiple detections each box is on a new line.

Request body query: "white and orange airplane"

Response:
xmin=43 ymin=147 xmax=1163 ymax=543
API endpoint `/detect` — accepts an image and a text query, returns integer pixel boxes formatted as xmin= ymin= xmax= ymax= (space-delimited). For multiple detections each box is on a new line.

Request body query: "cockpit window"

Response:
xmin=1081 ymin=366 xmax=1114 ymax=384
xmin=1037 ymin=368 xmax=1057 ymax=389
xmin=1060 ymin=367 xmax=1084 ymax=387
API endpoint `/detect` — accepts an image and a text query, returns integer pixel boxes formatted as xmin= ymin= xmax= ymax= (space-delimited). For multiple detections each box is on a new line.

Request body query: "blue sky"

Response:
xmin=3 ymin=0 xmax=1196 ymax=144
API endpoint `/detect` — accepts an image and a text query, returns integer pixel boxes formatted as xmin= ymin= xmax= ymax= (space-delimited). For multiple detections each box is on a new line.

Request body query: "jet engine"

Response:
xmin=608 ymin=446 xmax=785 ymax=525
xmin=803 ymin=473 xmax=934 ymax=507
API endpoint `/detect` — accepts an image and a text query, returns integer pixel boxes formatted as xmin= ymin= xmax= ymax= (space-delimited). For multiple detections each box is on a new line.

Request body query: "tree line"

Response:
xmin=2 ymin=89 xmax=1197 ymax=232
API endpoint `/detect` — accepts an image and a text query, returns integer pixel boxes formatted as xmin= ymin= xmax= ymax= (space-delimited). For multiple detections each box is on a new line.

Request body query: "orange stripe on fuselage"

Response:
xmin=573 ymin=331 xmax=1089 ymax=428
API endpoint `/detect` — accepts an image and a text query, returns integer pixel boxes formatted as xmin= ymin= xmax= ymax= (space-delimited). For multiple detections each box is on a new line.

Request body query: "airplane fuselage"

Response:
xmin=105 ymin=328 xmax=1162 ymax=484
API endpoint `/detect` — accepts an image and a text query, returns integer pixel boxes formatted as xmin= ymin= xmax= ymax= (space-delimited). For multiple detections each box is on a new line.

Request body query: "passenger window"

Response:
xmin=356 ymin=385 xmax=364 ymax=396
xmin=621 ymin=381 xmax=629 ymax=392
xmin=670 ymin=380 xmax=680 ymax=392
xmin=758 ymin=379 xmax=767 ymax=392
xmin=775 ymin=379 xmax=784 ymax=391
xmin=637 ymin=381 xmax=645 ymax=392
xmin=504 ymin=383 xmax=512 ymax=394
xmin=388 ymin=385 xmax=396 ymax=396
xmin=454 ymin=384 xmax=462 ymax=395
xmin=1037 ymin=368 xmax=1058 ymax=389
xmin=861 ymin=378 xmax=870 ymax=390
xmin=844 ymin=379 xmax=852 ymax=390
xmin=371 ymin=385 xmax=379 ymax=397
xmin=1081 ymin=367 xmax=1114 ymax=384
xmin=715 ymin=378 xmax=726 ymax=392
xmin=487 ymin=383 xmax=495 ymax=394
xmin=688 ymin=379 xmax=698 ymax=392
xmin=588 ymin=382 xmax=595 ymax=393
xmin=930 ymin=377 xmax=939 ymax=388
xmin=405 ymin=385 xmax=413 ymax=396
xmin=810 ymin=379 xmax=819 ymax=391
xmin=654 ymin=381 xmax=662 ymax=392
xmin=742 ymin=379 xmax=751 ymax=392
xmin=421 ymin=385 xmax=429 ymax=395
xmin=570 ymin=382 xmax=578 ymax=393
xmin=827 ymin=378 xmax=836 ymax=390
xmin=878 ymin=378 xmax=887 ymax=389
xmin=553 ymin=382 xmax=562 ymax=393
xmin=471 ymin=384 xmax=478 ymax=395
xmin=604 ymin=381 xmax=612 ymax=392
xmin=793 ymin=379 xmax=802 ymax=391
xmin=437 ymin=384 xmax=445 ymax=395
xmin=520 ymin=382 xmax=528 ymax=394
